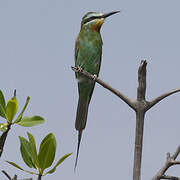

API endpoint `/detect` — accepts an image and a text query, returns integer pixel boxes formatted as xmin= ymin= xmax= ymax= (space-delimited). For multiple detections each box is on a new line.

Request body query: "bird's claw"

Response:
xmin=78 ymin=66 xmax=84 ymax=72
xmin=92 ymin=74 xmax=97 ymax=81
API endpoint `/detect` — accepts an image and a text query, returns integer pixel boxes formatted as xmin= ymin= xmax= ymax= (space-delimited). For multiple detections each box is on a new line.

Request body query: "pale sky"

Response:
xmin=1 ymin=0 xmax=180 ymax=179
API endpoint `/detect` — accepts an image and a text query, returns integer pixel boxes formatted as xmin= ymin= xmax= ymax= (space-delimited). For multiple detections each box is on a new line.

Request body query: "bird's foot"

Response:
xmin=92 ymin=74 xmax=97 ymax=81
xmin=78 ymin=66 xmax=84 ymax=72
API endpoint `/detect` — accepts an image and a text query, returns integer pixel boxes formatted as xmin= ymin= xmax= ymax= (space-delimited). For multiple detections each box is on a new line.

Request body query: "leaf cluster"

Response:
xmin=0 ymin=90 xmax=45 ymax=132
xmin=7 ymin=132 xmax=72 ymax=176
xmin=0 ymin=90 xmax=72 ymax=179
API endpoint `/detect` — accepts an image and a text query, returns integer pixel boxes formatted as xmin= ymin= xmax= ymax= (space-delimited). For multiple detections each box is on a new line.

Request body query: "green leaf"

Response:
xmin=14 ymin=96 xmax=30 ymax=123
xmin=19 ymin=136 xmax=35 ymax=169
xmin=0 ymin=90 xmax=6 ymax=118
xmin=17 ymin=116 xmax=45 ymax=127
xmin=6 ymin=161 xmax=38 ymax=175
xmin=0 ymin=104 xmax=6 ymax=118
xmin=6 ymin=96 xmax=18 ymax=122
xmin=38 ymin=133 xmax=56 ymax=173
xmin=0 ymin=90 xmax=6 ymax=109
xmin=0 ymin=123 xmax=8 ymax=132
xmin=27 ymin=132 xmax=39 ymax=169
xmin=6 ymin=161 xmax=24 ymax=171
xmin=44 ymin=153 xmax=72 ymax=175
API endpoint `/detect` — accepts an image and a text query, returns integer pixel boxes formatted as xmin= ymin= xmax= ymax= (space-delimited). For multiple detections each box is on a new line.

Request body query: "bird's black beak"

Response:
xmin=102 ymin=11 xmax=120 ymax=19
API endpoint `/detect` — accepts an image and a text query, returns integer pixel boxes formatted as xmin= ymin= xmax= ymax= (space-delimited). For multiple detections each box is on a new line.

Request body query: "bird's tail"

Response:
xmin=74 ymin=130 xmax=82 ymax=170
xmin=74 ymin=96 xmax=89 ymax=170
xmin=75 ymin=96 xmax=89 ymax=130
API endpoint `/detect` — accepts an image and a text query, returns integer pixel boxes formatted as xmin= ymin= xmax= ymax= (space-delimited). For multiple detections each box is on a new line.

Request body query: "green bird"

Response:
xmin=74 ymin=11 xmax=120 ymax=169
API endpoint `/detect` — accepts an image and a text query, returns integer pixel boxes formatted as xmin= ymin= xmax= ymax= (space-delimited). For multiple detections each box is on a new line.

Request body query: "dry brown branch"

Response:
xmin=146 ymin=88 xmax=180 ymax=111
xmin=71 ymin=66 xmax=136 ymax=110
xmin=152 ymin=146 xmax=180 ymax=180
xmin=160 ymin=175 xmax=180 ymax=180
xmin=72 ymin=60 xmax=180 ymax=180
xmin=2 ymin=170 xmax=32 ymax=180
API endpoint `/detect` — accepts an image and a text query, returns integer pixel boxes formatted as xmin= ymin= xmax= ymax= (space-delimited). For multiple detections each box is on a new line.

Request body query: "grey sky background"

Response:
xmin=0 ymin=0 xmax=180 ymax=179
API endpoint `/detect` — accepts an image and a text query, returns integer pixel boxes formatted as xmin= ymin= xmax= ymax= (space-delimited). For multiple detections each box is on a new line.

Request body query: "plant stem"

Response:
xmin=0 ymin=123 xmax=11 ymax=158
xmin=37 ymin=174 xmax=42 ymax=180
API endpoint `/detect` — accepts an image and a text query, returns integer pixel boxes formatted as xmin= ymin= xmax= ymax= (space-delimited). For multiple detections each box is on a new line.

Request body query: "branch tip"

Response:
xmin=141 ymin=60 xmax=147 ymax=66
xmin=167 ymin=152 xmax=171 ymax=159
xmin=14 ymin=89 xmax=16 ymax=97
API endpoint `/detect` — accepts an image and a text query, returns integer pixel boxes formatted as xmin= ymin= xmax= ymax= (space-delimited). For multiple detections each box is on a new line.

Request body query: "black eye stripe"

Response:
xmin=84 ymin=16 xmax=101 ymax=24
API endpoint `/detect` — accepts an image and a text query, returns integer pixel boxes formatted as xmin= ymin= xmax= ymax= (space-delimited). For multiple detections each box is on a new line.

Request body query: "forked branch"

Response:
xmin=72 ymin=61 xmax=180 ymax=180
xmin=152 ymin=146 xmax=180 ymax=180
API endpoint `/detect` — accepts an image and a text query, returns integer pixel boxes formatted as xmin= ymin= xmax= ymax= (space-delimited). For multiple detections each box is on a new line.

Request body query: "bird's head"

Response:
xmin=80 ymin=11 xmax=120 ymax=32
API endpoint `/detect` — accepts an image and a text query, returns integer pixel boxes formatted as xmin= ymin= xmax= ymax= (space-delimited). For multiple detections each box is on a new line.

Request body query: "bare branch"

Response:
xmin=71 ymin=66 xmax=136 ymax=110
xmin=172 ymin=145 xmax=180 ymax=160
xmin=2 ymin=170 xmax=33 ymax=180
xmin=152 ymin=145 xmax=180 ymax=180
xmin=146 ymin=88 xmax=180 ymax=111
xmin=137 ymin=60 xmax=147 ymax=101
xmin=160 ymin=175 xmax=180 ymax=180
xmin=72 ymin=61 xmax=180 ymax=180
xmin=12 ymin=175 xmax=17 ymax=180
xmin=2 ymin=170 xmax=11 ymax=180
xmin=132 ymin=60 xmax=147 ymax=180
xmin=133 ymin=112 xmax=145 ymax=180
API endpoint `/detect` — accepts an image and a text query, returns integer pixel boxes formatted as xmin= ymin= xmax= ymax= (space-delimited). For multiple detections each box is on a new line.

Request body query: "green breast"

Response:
xmin=75 ymin=29 xmax=103 ymax=76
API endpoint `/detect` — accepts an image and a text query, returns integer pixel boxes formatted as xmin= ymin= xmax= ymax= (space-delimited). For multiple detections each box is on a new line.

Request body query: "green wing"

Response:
xmin=74 ymin=31 xmax=102 ymax=102
xmin=74 ymin=36 xmax=80 ymax=79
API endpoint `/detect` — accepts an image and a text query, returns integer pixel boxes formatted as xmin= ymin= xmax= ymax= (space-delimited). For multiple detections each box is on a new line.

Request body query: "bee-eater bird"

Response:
xmin=74 ymin=11 xmax=120 ymax=169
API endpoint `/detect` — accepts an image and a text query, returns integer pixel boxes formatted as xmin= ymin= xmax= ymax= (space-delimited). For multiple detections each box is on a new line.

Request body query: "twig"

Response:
xmin=71 ymin=66 xmax=136 ymax=110
xmin=146 ymin=88 xmax=180 ymax=111
xmin=12 ymin=175 xmax=17 ymax=180
xmin=160 ymin=175 xmax=180 ymax=180
xmin=2 ymin=170 xmax=32 ymax=180
xmin=152 ymin=145 xmax=180 ymax=180
xmin=2 ymin=170 xmax=11 ymax=180
xmin=172 ymin=145 xmax=180 ymax=160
